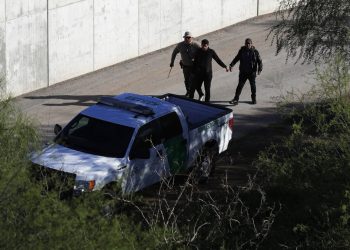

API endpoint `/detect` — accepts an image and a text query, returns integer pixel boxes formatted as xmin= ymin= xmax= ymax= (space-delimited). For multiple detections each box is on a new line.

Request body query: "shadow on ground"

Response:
xmin=210 ymin=100 xmax=253 ymax=106
xmin=25 ymin=94 xmax=113 ymax=107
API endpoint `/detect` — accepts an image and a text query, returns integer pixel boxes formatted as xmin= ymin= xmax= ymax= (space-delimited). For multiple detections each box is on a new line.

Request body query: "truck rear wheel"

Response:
xmin=194 ymin=147 xmax=218 ymax=184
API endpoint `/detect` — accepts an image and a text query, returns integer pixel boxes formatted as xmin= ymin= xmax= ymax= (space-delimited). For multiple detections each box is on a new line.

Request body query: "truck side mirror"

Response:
xmin=54 ymin=124 xmax=62 ymax=135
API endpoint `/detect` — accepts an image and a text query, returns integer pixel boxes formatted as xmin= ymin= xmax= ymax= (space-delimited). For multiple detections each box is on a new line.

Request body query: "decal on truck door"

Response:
xmin=163 ymin=136 xmax=186 ymax=174
xmin=159 ymin=112 xmax=187 ymax=174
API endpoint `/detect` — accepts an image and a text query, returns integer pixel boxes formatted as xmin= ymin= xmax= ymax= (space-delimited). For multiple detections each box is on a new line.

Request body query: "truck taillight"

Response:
xmin=228 ymin=117 xmax=234 ymax=130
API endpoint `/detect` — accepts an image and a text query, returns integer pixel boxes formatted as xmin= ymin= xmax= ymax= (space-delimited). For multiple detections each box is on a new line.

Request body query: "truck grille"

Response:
xmin=31 ymin=164 xmax=76 ymax=198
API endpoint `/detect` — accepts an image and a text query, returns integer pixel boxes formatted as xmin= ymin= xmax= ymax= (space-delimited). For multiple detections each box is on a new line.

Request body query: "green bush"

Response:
xmin=0 ymin=88 xmax=163 ymax=249
xmin=257 ymin=57 xmax=350 ymax=249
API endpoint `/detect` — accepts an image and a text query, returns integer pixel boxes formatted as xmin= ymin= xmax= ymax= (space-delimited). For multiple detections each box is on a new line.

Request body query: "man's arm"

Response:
xmin=255 ymin=49 xmax=263 ymax=73
xmin=229 ymin=48 xmax=242 ymax=68
xmin=212 ymin=50 xmax=228 ymax=70
xmin=192 ymin=41 xmax=201 ymax=50
xmin=170 ymin=45 xmax=180 ymax=67
xmin=192 ymin=49 xmax=200 ymax=72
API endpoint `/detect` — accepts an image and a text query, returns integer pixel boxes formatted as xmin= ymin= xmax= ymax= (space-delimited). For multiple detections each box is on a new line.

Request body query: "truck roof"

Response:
xmin=81 ymin=93 xmax=176 ymax=128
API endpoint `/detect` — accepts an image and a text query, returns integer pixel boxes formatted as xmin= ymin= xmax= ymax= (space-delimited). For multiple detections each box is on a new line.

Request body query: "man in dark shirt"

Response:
xmin=229 ymin=38 xmax=263 ymax=105
xmin=189 ymin=39 xmax=228 ymax=102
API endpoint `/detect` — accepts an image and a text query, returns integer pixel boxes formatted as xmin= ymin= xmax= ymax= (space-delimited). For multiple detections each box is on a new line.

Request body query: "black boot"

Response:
xmin=229 ymin=98 xmax=239 ymax=105
xmin=251 ymin=95 xmax=256 ymax=104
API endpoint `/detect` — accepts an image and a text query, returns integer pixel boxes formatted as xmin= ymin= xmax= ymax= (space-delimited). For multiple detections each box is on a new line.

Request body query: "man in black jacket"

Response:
xmin=189 ymin=39 xmax=228 ymax=102
xmin=229 ymin=38 xmax=263 ymax=105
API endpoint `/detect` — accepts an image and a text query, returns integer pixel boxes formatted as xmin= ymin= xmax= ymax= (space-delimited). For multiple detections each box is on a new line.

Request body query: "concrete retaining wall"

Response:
xmin=1 ymin=0 xmax=279 ymax=96
xmin=48 ymin=0 xmax=94 ymax=84
xmin=3 ymin=0 xmax=48 ymax=96
xmin=259 ymin=0 xmax=279 ymax=15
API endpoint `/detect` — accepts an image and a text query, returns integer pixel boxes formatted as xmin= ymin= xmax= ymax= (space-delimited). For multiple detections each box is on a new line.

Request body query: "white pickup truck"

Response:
xmin=31 ymin=93 xmax=233 ymax=194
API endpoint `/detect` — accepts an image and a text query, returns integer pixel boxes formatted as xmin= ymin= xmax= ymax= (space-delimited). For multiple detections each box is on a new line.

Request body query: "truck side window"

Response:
xmin=68 ymin=116 xmax=89 ymax=137
xmin=159 ymin=112 xmax=183 ymax=140
xmin=129 ymin=120 xmax=161 ymax=159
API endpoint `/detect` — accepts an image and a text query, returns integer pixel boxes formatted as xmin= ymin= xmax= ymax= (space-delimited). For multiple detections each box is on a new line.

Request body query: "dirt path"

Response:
xmin=15 ymin=13 xmax=316 ymax=143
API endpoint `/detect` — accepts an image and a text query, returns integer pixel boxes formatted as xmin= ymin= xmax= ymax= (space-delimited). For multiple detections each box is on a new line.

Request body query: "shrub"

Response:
xmin=0 ymin=81 xmax=161 ymax=249
xmin=257 ymin=56 xmax=350 ymax=249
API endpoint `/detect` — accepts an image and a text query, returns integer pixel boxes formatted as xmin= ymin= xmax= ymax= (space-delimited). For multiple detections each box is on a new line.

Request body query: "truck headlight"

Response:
xmin=73 ymin=180 xmax=95 ymax=195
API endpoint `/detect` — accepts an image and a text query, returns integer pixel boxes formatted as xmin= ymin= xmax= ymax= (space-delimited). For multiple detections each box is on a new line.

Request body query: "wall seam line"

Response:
xmin=138 ymin=0 xmax=140 ymax=56
xmin=159 ymin=0 xmax=161 ymax=49
xmin=93 ymin=0 xmax=95 ymax=70
xmin=221 ymin=0 xmax=224 ymax=28
xmin=4 ymin=0 xmax=7 ymax=91
xmin=160 ymin=0 xmax=162 ymax=48
xmin=181 ymin=0 xmax=182 ymax=36
xmin=47 ymin=0 xmax=49 ymax=87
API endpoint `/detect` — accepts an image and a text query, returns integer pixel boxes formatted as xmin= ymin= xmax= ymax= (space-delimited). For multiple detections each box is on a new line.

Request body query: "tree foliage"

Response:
xmin=270 ymin=0 xmax=350 ymax=64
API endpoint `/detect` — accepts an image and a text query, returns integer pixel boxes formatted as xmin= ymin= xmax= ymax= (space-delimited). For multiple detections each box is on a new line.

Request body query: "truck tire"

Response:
xmin=195 ymin=147 xmax=218 ymax=184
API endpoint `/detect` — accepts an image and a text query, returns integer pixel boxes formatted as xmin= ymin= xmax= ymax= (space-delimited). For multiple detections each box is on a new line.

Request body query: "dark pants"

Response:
xmin=234 ymin=72 xmax=256 ymax=101
xmin=189 ymin=72 xmax=212 ymax=102
xmin=182 ymin=66 xmax=193 ymax=94
xmin=183 ymin=66 xmax=203 ymax=96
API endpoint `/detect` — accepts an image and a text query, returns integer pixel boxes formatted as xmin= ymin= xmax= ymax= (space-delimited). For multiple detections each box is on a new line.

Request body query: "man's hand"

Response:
xmin=258 ymin=70 xmax=261 ymax=75
xmin=170 ymin=63 xmax=174 ymax=67
xmin=179 ymin=60 xmax=183 ymax=69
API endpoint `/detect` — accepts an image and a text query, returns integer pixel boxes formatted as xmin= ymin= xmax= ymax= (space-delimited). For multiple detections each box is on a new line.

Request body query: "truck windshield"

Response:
xmin=55 ymin=114 xmax=134 ymax=158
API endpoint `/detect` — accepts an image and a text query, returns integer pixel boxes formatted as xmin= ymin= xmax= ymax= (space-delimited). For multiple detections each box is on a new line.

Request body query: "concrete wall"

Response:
xmin=138 ymin=0 xmax=161 ymax=55
xmin=1 ymin=0 xmax=280 ymax=96
xmin=48 ymin=0 xmax=94 ymax=84
xmin=259 ymin=0 xmax=279 ymax=15
xmin=94 ymin=0 xmax=138 ymax=70
xmin=222 ymin=0 xmax=257 ymax=27
xmin=4 ymin=0 xmax=47 ymax=96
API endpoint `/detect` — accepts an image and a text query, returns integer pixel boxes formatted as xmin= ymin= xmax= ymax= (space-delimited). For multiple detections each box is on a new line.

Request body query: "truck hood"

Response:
xmin=31 ymin=144 xmax=126 ymax=188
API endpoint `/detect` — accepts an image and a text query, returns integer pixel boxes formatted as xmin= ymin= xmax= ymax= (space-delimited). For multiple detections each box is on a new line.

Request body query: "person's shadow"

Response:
xmin=210 ymin=100 xmax=253 ymax=106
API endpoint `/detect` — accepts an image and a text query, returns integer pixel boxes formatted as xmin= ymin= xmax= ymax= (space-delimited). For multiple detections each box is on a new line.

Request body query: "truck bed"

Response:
xmin=159 ymin=94 xmax=232 ymax=130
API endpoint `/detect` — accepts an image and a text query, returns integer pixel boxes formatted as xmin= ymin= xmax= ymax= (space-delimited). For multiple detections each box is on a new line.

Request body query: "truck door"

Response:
xmin=125 ymin=119 xmax=169 ymax=193
xmin=158 ymin=112 xmax=187 ymax=174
